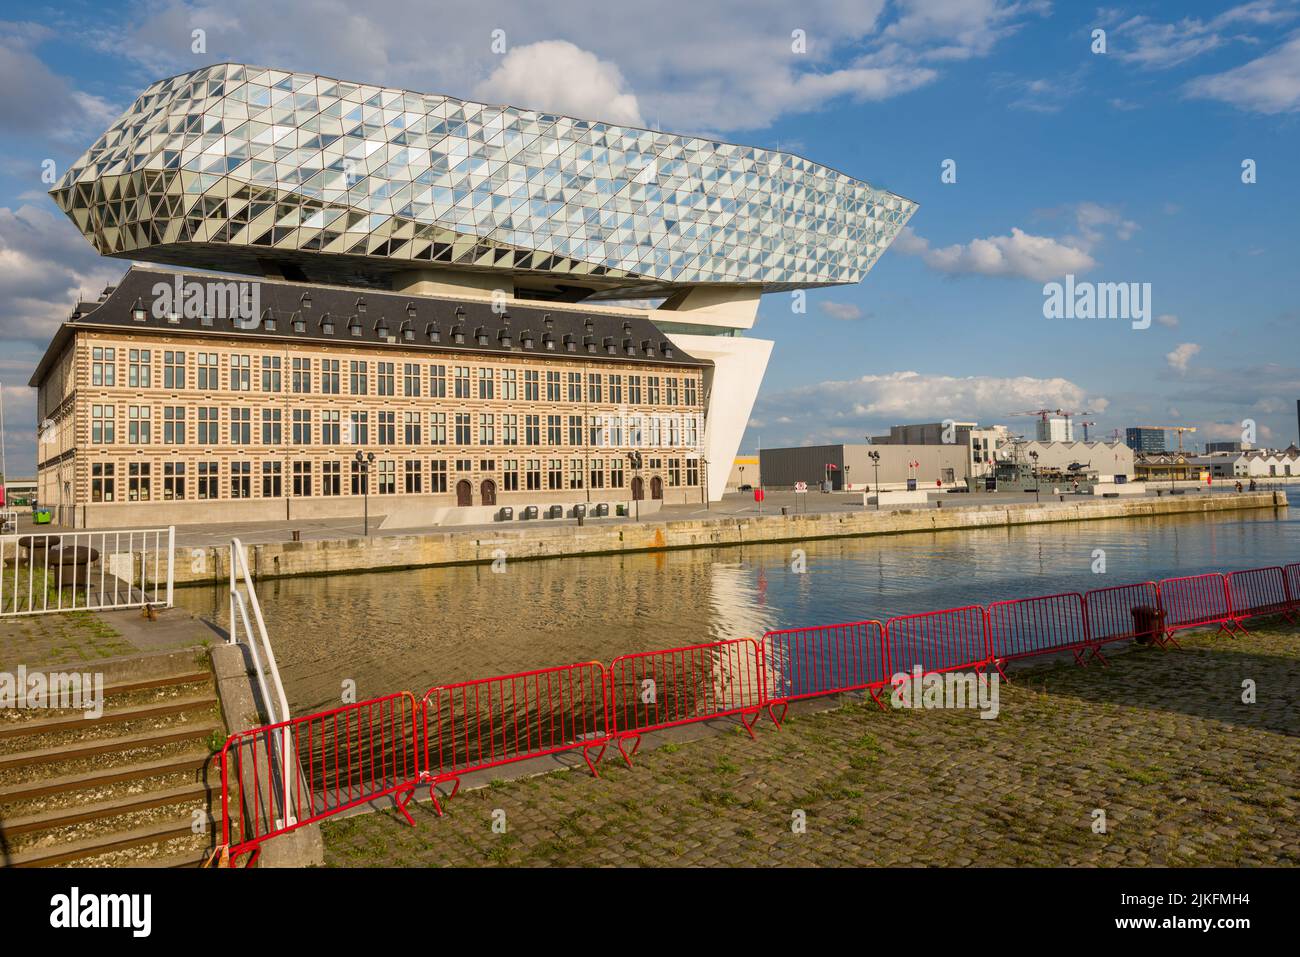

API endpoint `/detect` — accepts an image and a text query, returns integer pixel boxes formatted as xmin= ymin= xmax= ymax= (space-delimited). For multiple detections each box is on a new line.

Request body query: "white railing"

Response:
xmin=228 ymin=538 xmax=295 ymax=826
xmin=0 ymin=526 xmax=174 ymax=617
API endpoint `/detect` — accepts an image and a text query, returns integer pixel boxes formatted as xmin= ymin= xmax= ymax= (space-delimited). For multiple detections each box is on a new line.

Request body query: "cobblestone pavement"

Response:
xmin=0 ymin=610 xmax=131 ymax=667
xmin=322 ymin=625 xmax=1299 ymax=867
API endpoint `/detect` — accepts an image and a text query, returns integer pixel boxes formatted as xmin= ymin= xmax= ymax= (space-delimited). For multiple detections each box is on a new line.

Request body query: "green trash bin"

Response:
xmin=32 ymin=509 xmax=53 ymax=525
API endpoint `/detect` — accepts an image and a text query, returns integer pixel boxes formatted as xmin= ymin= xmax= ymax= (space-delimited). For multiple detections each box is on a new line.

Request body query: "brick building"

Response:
xmin=31 ymin=267 xmax=708 ymax=527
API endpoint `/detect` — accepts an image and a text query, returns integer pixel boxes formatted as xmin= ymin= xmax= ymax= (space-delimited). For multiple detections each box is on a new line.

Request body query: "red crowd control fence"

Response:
xmin=1084 ymin=582 xmax=1162 ymax=661
xmin=884 ymin=605 xmax=991 ymax=679
xmin=608 ymin=639 xmax=762 ymax=765
xmin=1158 ymin=573 xmax=1235 ymax=646
xmin=1226 ymin=566 xmax=1296 ymax=631
xmin=220 ymin=692 xmax=420 ymax=867
xmin=761 ymin=620 xmax=889 ymax=725
xmin=417 ymin=662 xmax=609 ymax=814
xmin=986 ymin=592 xmax=1090 ymax=676
xmin=1287 ymin=564 xmax=1300 ymax=613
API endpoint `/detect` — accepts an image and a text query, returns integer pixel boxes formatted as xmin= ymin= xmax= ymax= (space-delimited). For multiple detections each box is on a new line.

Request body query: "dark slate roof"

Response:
xmin=31 ymin=266 xmax=709 ymax=386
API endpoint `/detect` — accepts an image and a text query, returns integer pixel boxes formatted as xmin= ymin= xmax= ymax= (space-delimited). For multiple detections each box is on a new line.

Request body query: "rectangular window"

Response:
xmin=667 ymin=377 xmax=679 ymax=406
xmin=197 ymin=352 xmax=218 ymax=390
xmin=430 ymin=460 xmax=448 ymax=493
xmin=230 ymin=407 xmax=251 ymax=445
xmin=91 ymin=462 xmax=115 ymax=502
xmin=568 ymin=415 xmax=583 ymax=446
xmin=610 ymin=460 xmax=624 ymax=488
xmin=686 ymin=459 xmax=700 ymax=487
xmin=590 ymin=459 xmax=605 ymax=489
xmin=524 ymin=370 xmax=539 ymax=401
xmin=428 ymin=412 xmax=447 ymax=445
xmin=261 ymin=356 xmax=281 ymax=392
xmin=163 ymin=462 xmax=185 ymax=500
xmin=501 ymin=369 xmax=518 ymax=400
xmin=629 ymin=375 xmax=642 ymax=404
xmin=477 ymin=367 xmax=494 ymax=400
xmin=609 ymin=374 xmax=623 ymax=404
xmin=197 ymin=461 xmax=218 ymax=499
xmin=321 ymin=359 xmax=340 ymax=394
xmin=230 ymin=354 xmax=251 ymax=391
xmin=454 ymin=366 xmax=470 ymax=399
xmin=525 ymin=414 xmax=540 ymax=446
xmin=587 ymin=373 xmax=602 ymax=404
xmin=404 ymin=411 xmax=421 ymax=445
xmin=128 ymin=461 xmax=151 ymax=501
xmin=478 ymin=413 xmax=495 ymax=446
xmin=351 ymin=461 xmax=368 ymax=496
xmin=91 ymin=404 xmax=115 ymax=444
xmin=292 ymin=357 xmax=311 ymax=393
xmin=429 ymin=364 xmax=446 ymax=398
xmin=525 ymin=459 xmax=541 ymax=491
xmin=455 ymin=413 xmax=472 ymax=446
xmin=404 ymin=460 xmax=422 ymax=494
xmin=403 ymin=363 xmax=420 ymax=397
xmin=322 ymin=410 xmax=340 ymax=444
xmin=163 ymin=406 xmax=185 ymax=444
xmin=128 ymin=349 xmax=152 ymax=388
xmin=349 ymin=411 xmax=369 ymax=445
xmin=648 ymin=376 xmax=661 ymax=405
xmin=568 ymin=458 xmax=584 ymax=490
xmin=684 ymin=378 xmax=698 ymax=407
xmin=350 ymin=360 xmax=368 ymax=395
xmin=262 ymin=461 xmax=282 ymax=497
xmin=501 ymin=414 xmax=518 ymax=445
xmin=321 ymin=460 xmax=341 ymax=496
xmin=377 ymin=361 xmax=395 ymax=396
xmin=547 ymin=459 xmax=563 ymax=490
xmin=128 ymin=405 xmax=151 ymax=444
xmin=567 ymin=372 xmax=582 ymax=403
xmin=378 ymin=410 xmax=396 ymax=446
xmin=546 ymin=371 xmax=561 ymax=402
xmin=164 ymin=351 xmax=186 ymax=389
xmin=547 ymin=415 xmax=562 ymax=445
xmin=292 ymin=409 xmax=312 ymax=445
xmin=669 ymin=459 xmax=682 ymax=487
xmin=91 ymin=347 xmax=116 ymax=387
xmin=589 ymin=414 xmax=603 ymax=447
xmin=233 ymin=461 xmax=254 ymax=499
xmin=503 ymin=459 xmax=519 ymax=491
xmin=261 ymin=408 xmax=282 ymax=445
xmin=293 ymin=460 xmax=312 ymax=496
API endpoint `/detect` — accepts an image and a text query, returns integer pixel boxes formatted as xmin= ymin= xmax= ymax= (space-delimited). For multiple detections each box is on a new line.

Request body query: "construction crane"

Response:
xmin=1134 ymin=425 xmax=1198 ymax=453
xmin=1078 ymin=420 xmax=1097 ymax=441
xmin=1007 ymin=409 xmax=1095 ymax=441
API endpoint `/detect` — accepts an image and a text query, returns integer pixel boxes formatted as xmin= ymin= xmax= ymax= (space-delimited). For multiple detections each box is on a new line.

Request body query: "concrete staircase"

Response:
xmin=0 ymin=648 xmax=225 ymax=867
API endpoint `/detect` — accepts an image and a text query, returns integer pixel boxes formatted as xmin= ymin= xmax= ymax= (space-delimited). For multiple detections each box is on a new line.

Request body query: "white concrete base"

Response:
xmin=865 ymin=490 xmax=931 ymax=506
xmin=1091 ymin=482 xmax=1145 ymax=496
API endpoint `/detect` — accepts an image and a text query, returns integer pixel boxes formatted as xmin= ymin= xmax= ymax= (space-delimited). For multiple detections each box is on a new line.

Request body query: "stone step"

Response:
xmin=0 ymin=693 xmax=219 ymax=741
xmin=4 ymin=781 xmax=212 ymax=836
xmin=0 ymin=722 xmax=221 ymax=772
xmin=6 ymin=817 xmax=214 ymax=868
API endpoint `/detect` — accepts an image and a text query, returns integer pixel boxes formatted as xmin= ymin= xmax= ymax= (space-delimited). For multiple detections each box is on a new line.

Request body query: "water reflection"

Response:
xmin=176 ymin=493 xmax=1298 ymax=714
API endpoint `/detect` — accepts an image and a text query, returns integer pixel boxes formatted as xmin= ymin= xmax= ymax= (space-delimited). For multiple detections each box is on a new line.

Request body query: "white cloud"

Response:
xmin=1108 ymin=3 xmax=1296 ymax=70
xmin=1186 ymin=34 xmax=1300 ymax=113
xmin=475 ymin=41 xmax=644 ymax=126
xmin=750 ymin=370 xmax=1100 ymax=446
xmin=0 ymin=28 xmax=118 ymax=142
xmin=820 ymin=301 xmax=864 ymax=321
xmin=1156 ymin=313 xmax=1179 ymax=328
xmin=896 ymin=226 xmax=1096 ymax=282
xmin=1166 ymin=342 xmax=1201 ymax=372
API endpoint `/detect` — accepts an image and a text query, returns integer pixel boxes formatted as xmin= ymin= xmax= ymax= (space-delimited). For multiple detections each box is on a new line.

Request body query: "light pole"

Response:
xmin=701 ymin=456 xmax=710 ymax=508
xmin=868 ymin=450 xmax=881 ymax=510
xmin=628 ymin=450 xmax=642 ymax=521
xmin=1029 ymin=450 xmax=1040 ymax=503
xmin=843 ymin=465 xmax=851 ymax=491
xmin=355 ymin=450 xmax=375 ymax=535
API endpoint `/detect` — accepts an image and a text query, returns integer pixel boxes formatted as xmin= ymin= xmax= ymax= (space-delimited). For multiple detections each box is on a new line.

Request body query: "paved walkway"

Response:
xmin=322 ymin=624 xmax=1300 ymax=867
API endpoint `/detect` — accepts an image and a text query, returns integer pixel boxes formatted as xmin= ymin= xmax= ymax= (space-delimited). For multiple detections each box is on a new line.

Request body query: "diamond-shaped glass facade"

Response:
xmin=52 ymin=63 xmax=917 ymax=297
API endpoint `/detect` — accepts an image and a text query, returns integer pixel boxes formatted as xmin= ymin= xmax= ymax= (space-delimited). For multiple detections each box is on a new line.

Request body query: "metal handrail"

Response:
xmin=228 ymin=538 xmax=295 ymax=826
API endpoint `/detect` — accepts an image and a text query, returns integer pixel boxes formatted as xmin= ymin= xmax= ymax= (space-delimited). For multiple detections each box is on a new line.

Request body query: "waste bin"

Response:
xmin=573 ymin=503 xmax=587 ymax=517
xmin=1130 ymin=605 xmax=1164 ymax=645
xmin=32 ymin=509 xmax=53 ymax=525
xmin=594 ymin=503 xmax=609 ymax=517
xmin=522 ymin=505 xmax=538 ymax=520
xmin=498 ymin=506 xmax=514 ymax=521
xmin=907 ymin=478 xmax=917 ymax=491
xmin=547 ymin=504 xmax=564 ymax=519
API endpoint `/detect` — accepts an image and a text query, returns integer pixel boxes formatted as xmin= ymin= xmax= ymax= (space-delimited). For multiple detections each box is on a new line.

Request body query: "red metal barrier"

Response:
xmin=1084 ymin=581 xmax=1162 ymax=661
xmin=986 ymin=592 xmax=1089 ymax=677
xmin=609 ymin=639 xmax=762 ymax=766
xmin=417 ymin=661 xmax=609 ymax=814
xmin=1157 ymin=573 xmax=1234 ymax=646
xmin=219 ymin=692 xmax=419 ymax=866
xmin=761 ymin=620 xmax=889 ymax=725
xmin=1226 ymin=566 xmax=1296 ymax=632
xmin=883 ymin=605 xmax=991 ymax=680
xmin=1288 ymin=564 xmax=1300 ymax=614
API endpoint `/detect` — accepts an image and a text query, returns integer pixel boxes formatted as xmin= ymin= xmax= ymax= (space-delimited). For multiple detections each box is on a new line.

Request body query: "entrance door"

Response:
xmin=651 ymin=476 xmax=664 ymax=500
xmin=480 ymin=479 xmax=497 ymax=506
xmin=631 ymin=476 xmax=644 ymax=500
xmin=456 ymin=479 xmax=473 ymax=507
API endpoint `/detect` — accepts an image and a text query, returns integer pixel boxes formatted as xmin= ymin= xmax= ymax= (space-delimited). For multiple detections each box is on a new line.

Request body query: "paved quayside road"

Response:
xmin=323 ymin=625 xmax=1300 ymax=867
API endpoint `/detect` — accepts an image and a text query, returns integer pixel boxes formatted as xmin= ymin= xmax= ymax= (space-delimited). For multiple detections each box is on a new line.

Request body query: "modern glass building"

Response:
xmin=41 ymin=63 xmax=917 ymax=519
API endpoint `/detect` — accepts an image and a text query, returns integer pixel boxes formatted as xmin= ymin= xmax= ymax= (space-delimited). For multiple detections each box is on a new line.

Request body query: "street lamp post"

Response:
xmin=355 ymin=450 xmax=375 ymax=535
xmin=868 ymin=451 xmax=881 ymax=510
xmin=1029 ymin=450 xmax=1040 ymax=503
xmin=701 ymin=456 xmax=710 ymax=508
xmin=628 ymin=450 xmax=642 ymax=521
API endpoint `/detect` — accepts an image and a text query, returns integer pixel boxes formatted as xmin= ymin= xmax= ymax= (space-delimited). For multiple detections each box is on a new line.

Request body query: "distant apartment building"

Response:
xmin=1037 ymin=416 xmax=1074 ymax=443
xmin=31 ymin=269 xmax=709 ymax=528
xmin=1125 ymin=427 xmax=1167 ymax=454
xmin=867 ymin=421 xmax=1008 ymax=478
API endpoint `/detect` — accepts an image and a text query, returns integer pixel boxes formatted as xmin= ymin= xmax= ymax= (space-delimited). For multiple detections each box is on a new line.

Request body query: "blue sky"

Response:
xmin=1 ymin=0 xmax=1298 ymax=474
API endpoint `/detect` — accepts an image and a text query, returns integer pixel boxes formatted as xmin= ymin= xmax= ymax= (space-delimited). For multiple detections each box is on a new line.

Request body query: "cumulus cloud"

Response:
xmin=895 ymin=226 xmax=1096 ymax=282
xmin=819 ymin=301 xmax=864 ymax=321
xmin=1156 ymin=313 xmax=1179 ymax=328
xmin=475 ymin=41 xmax=644 ymax=126
xmin=1186 ymin=34 xmax=1300 ymax=113
xmin=1107 ymin=2 xmax=1297 ymax=70
xmin=748 ymin=370 xmax=1100 ymax=446
xmin=1166 ymin=342 xmax=1201 ymax=372
xmin=0 ymin=25 xmax=118 ymax=143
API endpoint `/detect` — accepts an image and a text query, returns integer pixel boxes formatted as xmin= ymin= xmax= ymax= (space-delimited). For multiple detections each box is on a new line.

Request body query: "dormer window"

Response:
xmin=374 ymin=316 xmax=390 ymax=339
xmin=132 ymin=298 xmax=147 ymax=322
xmin=452 ymin=325 xmax=465 ymax=344
xmin=200 ymin=314 xmax=213 ymax=328
xmin=520 ymin=329 xmax=534 ymax=349
xmin=584 ymin=336 xmax=596 ymax=353
xmin=584 ymin=318 xmax=594 ymax=333
xmin=426 ymin=322 xmax=441 ymax=343
xmin=406 ymin=301 xmax=417 ymax=321
xmin=604 ymin=336 xmax=616 ymax=355
xmin=400 ymin=320 xmax=415 ymax=342
xmin=563 ymin=333 xmax=576 ymax=353
xmin=349 ymin=315 xmax=363 ymax=337
xmin=641 ymin=339 xmax=652 ymax=355
xmin=299 ymin=292 xmax=312 ymax=311
xmin=542 ymin=332 xmax=555 ymax=350
xmin=623 ymin=337 xmax=634 ymax=355
xmin=320 ymin=313 xmax=335 ymax=335
xmin=498 ymin=328 xmax=513 ymax=348
xmin=622 ymin=321 xmax=632 ymax=335
xmin=262 ymin=309 xmax=277 ymax=332
xmin=355 ymin=297 xmax=367 ymax=315
xmin=660 ymin=341 xmax=674 ymax=359
xmin=543 ymin=314 xmax=554 ymax=330
xmin=292 ymin=314 xmax=307 ymax=333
